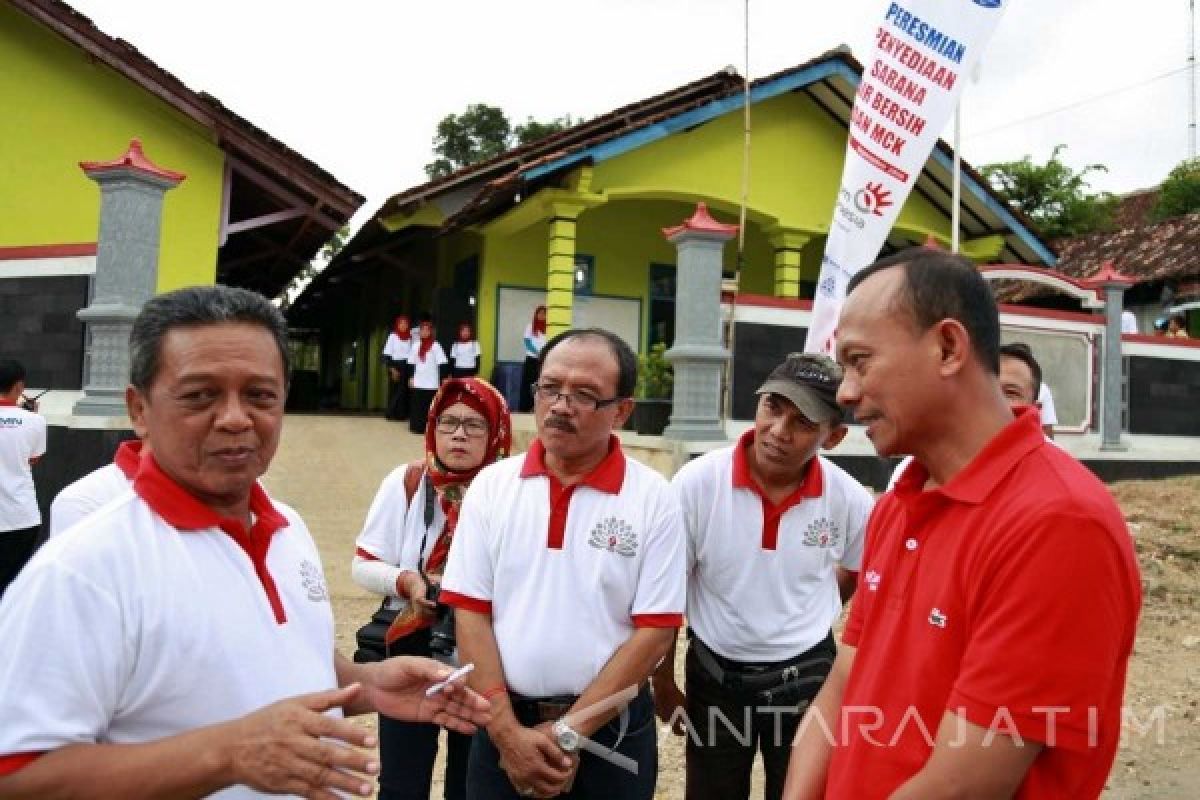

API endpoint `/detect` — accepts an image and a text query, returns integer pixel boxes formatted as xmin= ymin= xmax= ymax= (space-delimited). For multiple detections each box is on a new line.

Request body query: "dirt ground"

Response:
xmin=262 ymin=415 xmax=1199 ymax=798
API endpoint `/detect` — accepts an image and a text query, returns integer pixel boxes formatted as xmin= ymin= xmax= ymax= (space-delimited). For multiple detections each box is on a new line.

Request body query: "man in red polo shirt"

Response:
xmin=783 ymin=248 xmax=1141 ymax=799
xmin=0 ymin=286 xmax=490 ymax=799
xmin=653 ymin=352 xmax=872 ymax=800
xmin=442 ymin=328 xmax=686 ymax=799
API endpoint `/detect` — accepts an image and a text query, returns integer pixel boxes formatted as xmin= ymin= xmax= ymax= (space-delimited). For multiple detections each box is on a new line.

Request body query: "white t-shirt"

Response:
xmin=383 ymin=332 xmax=413 ymax=364
xmin=1038 ymin=383 xmax=1058 ymax=426
xmin=450 ymin=341 xmax=481 ymax=370
xmin=0 ymin=458 xmax=336 ymax=798
xmin=523 ymin=326 xmax=546 ymax=359
xmin=441 ymin=437 xmax=686 ymax=697
xmin=408 ymin=342 xmax=448 ymax=389
xmin=352 ymin=465 xmax=446 ymax=610
xmin=0 ymin=403 xmax=46 ymax=532
xmin=673 ymin=434 xmax=872 ymax=661
xmin=48 ymin=440 xmax=143 ymax=537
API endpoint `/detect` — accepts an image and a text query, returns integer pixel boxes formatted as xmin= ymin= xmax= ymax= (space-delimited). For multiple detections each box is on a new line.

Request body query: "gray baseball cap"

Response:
xmin=755 ymin=352 xmax=844 ymax=424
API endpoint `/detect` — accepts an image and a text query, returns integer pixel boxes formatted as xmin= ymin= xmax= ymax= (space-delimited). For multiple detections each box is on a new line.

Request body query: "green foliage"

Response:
xmin=424 ymin=106 xmax=581 ymax=179
xmin=981 ymin=144 xmax=1117 ymax=238
xmin=1152 ymin=158 xmax=1200 ymax=221
xmin=636 ymin=342 xmax=674 ymax=400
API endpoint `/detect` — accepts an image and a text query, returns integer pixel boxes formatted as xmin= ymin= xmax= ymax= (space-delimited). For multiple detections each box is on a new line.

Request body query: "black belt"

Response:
xmin=508 ymin=692 xmax=579 ymax=724
xmin=690 ymin=632 xmax=835 ymax=693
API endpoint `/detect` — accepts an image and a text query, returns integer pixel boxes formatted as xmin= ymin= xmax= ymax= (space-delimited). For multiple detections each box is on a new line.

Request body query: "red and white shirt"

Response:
xmin=673 ymin=431 xmax=872 ymax=662
xmin=0 ymin=401 xmax=46 ymax=532
xmin=47 ymin=440 xmax=143 ymax=537
xmin=0 ymin=455 xmax=337 ymax=798
xmin=441 ymin=436 xmax=686 ymax=697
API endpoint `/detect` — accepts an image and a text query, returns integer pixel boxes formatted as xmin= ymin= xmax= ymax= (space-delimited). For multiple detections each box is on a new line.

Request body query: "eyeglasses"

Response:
xmin=435 ymin=415 xmax=489 ymax=437
xmin=531 ymin=382 xmax=623 ymax=412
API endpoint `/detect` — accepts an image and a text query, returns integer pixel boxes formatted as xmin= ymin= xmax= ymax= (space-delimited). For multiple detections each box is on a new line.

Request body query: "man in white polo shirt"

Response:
xmin=653 ymin=353 xmax=872 ymax=800
xmin=442 ymin=328 xmax=686 ymax=800
xmin=0 ymin=286 xmax=489 ymax=799
xmin=0 ymin=359 xmax=46 ymax=597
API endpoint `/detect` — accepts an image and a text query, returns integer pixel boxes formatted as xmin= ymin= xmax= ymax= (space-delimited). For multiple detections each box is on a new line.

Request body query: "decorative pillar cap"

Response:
xmin=1084 ymin=260 xmax=1136 ymax=289
xmin=663 ymin=202 xmax=740 ymax=240
xmin=80 ymin=138 xmax=187 ymax=184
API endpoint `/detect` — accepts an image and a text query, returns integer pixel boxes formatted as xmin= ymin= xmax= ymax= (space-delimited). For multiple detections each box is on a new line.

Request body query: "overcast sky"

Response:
xmin=64 ymin=0 xmax=1196 ymax=231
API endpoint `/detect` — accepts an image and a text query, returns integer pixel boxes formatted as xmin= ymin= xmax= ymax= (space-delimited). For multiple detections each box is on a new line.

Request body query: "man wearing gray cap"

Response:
xmin=652 ymin=353 xmax=873 ymax=800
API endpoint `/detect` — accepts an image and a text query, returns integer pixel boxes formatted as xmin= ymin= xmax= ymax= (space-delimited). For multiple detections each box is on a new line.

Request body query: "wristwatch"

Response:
xmin=552 ymin=718 xmax=581 ymax=754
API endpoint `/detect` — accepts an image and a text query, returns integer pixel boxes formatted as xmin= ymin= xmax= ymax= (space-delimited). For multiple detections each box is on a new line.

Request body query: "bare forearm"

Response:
xmin=783 ymin=645 xmax=854 ymax=800
xmin=569 ymin=627 xmax=675 ymax=738
xmin=835 ymin=567 xmax=858 ymax=605
xmin=334 ymin=651 xmax=377 ymax=716
xmin=651 ymin=632 xmax=679 ymax=689
xmin=455 ymin=610 xmax=521 ymax=739
xmin=0 ymin=727 xmax=234 ymax=799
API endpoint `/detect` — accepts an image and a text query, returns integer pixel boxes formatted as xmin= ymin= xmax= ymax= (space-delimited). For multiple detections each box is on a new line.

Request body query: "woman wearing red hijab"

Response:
xmin=450 ymin=322 xmax=481 ymax=378
xmin=352 ymin=378 xmax=511 ymax=800
xmin=407 ymin=318 xmax=449 ymax=434
xmin=517 ymin=305 xmax=547 ymax=411
xmin=382 ymin=314 xmax=414 ymax=421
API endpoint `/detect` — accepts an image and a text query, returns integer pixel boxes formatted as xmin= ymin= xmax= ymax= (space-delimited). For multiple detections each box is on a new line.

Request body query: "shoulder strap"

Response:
xmin=402 ymin=461 xmax=424 ymax=505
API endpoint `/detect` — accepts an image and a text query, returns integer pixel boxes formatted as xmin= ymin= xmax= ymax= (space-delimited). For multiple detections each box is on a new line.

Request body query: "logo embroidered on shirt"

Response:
xmin=801 ymin=518 xmax=841 ymax=548
xmin=865 ymin=569 xmax=882 ymax=592
xmin=929 ymin=607 xmax=947 ymax=628
xmin=588 ymin=517 xmax=637 ymax=557
xmin=299 ymin=560 xmax=329 ymax=602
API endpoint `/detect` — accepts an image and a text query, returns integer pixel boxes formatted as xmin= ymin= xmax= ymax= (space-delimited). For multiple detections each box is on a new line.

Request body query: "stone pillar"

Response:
xmin=74 ymin=139 xmax=185 ymax=417
xmin=661 ymin=203 xmax=737 ymax=441
xmin=1087 ymin=262 xmax=1135 ymax=451
xmin=545 ymin=203 xmax=582 ymax=339
xmin=767 ymin=228 xmax=812 ymax=299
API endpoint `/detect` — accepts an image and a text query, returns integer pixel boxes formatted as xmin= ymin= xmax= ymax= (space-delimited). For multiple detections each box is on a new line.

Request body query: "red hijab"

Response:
xmin=531 ymin=305 xmax=547 ymax=336
xmin=416 ymin=321 xmax=435 ymax=361
xmin=393 ymin=315 xmax=410 ymax=337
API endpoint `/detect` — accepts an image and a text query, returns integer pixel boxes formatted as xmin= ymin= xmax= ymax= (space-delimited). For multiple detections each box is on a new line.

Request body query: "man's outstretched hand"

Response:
xmin=362 ymin=656 xmax=492 ymax=734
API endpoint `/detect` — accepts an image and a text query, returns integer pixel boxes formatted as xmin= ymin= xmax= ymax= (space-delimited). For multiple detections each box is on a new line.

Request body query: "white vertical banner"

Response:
xmin=805 ymin=0 xmax=1008 ymax=354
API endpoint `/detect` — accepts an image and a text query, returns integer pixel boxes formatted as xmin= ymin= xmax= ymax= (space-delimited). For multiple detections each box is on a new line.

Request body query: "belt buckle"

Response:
xmin=780 ymin=664 xmax=801 ymax=685
xmin=536 ymin=701 xmax=572 ymax=722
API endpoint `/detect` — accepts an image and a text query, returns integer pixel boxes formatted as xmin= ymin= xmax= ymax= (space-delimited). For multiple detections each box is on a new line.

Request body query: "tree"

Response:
xmin=981 ymin=144 xmax=1117 ymax=238
xmin=424 ymin=106 xmax=580 ymax=178
xmin=278 ymin=224 xmax=350 ymax=308
xmin=1152 ymin=158 xmax=1200 ymax=221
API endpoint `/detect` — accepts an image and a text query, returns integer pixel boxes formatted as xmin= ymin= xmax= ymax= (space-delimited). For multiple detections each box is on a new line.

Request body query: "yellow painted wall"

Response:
xmin=0 ymin=5 xmax=224 ymax=289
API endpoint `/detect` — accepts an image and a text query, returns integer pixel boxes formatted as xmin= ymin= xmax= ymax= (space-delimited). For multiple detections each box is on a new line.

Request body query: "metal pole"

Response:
xmin=1190 ymin=0 xmax=1196 ymax=159
xmin=952 ymin=103 xmax=962 ymax=253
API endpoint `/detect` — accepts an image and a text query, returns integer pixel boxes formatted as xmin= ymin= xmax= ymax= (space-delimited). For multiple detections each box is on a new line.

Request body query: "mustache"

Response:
xmin=544 ymin=415 xmax=577 ymax=434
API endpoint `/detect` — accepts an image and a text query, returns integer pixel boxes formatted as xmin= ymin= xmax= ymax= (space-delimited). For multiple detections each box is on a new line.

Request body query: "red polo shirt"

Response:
xmin=825 ymin=408 xmax=1141 ymax=798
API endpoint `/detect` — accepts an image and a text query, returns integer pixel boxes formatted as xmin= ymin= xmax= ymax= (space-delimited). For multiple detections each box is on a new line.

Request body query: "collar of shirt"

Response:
xmin=114 ymin=440 xmax=144 ymax=481
xmin=894 ymin=405 xmax=1045 ymax=506
xmin=731 ymin=429 xmax=823 ymax=549
xmin=520 ymin=434 xmax=626 ymax=493
xmin=133 ymin=453 xmax=291 ymax=622
xmin=0 ymin=399 xmax=16 ymax=407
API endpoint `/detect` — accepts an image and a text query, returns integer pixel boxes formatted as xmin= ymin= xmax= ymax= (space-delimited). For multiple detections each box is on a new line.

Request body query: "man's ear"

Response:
xmin=822 ymin=423 xmax=849 ymax=451
xmin=613 ymin=397 xmax=635 ymax=430
xmin=125 ymin=385 xmax=150 ymax=440
xmin=933 ymin=318 xmax=971 ymax=378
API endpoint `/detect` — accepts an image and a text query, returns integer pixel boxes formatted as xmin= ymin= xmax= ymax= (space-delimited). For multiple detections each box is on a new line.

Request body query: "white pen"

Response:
xmin=424 ymin=662 xmax=475 ymax=697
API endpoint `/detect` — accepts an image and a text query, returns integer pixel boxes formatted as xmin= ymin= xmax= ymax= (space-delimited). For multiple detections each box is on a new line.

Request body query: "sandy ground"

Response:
xmin=262 ymin=414 xmax=1199 ymax=799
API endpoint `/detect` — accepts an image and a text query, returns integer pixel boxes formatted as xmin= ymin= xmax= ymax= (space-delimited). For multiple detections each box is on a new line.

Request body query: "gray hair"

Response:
xmin=129 ymin=285 xmax=290 ymax=390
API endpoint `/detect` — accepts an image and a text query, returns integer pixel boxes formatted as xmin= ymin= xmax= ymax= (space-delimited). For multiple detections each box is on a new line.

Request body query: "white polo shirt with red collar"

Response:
xmin=673 ymin=430 xmax=873 ymax=663
xmin=440 ymin=436 xmax=686 ymax=698
xmin=0 ymin=400 xmax=46 ymax=532
xmin=47 ymin=439 xmax=144 ymax=537
xmin=0 ymin=455 xmax=337 ymax=797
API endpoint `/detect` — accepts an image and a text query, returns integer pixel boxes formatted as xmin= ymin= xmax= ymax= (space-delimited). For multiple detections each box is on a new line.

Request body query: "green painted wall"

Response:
xmin=0 ymin=5 xmax=224 ymax=289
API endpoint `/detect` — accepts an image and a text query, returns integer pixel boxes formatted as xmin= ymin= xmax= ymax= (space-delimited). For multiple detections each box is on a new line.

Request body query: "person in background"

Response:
xmin=517 ymin=306 xmax=547 ymax=412
xmin=409 ymin=318 xmax=449 ymax=435
xmin=48 ymin=438 xmax=147 ymax=536
xmin=384 ymin=314 xmax=415 ymax=422
xmin=0 ymin=360 xmax=45 ymax=597
xmin=451 ymin=323 xmax=482 ymax=379
xmin=0 ymin=286 xmax=490 ymax=798
xmin=353 ymin=377 xmax=512 ymax=800
xmin=1167 ymin=313 xmax=1189 ymax=338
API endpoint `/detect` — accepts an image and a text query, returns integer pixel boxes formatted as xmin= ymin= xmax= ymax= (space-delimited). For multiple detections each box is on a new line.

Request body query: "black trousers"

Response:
xmin=409 ymin=388 xmax=437 ymax=435
xmin=0 ymin=525 xmax=40 ymax=598
xmin=683 ymin=635 xmax=836 ymax=800
xmin=467 ymin=688 xmax=658 ymax=800
xmin=386 ymin=362 xmax=412 ymax=421
xmin=379 ymin=630 xmax=472 ymax=800
xmin=518 ymin=356 xmax=540 ymax=412
xmin=450 ymin=366 xmax=479 ymax=379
